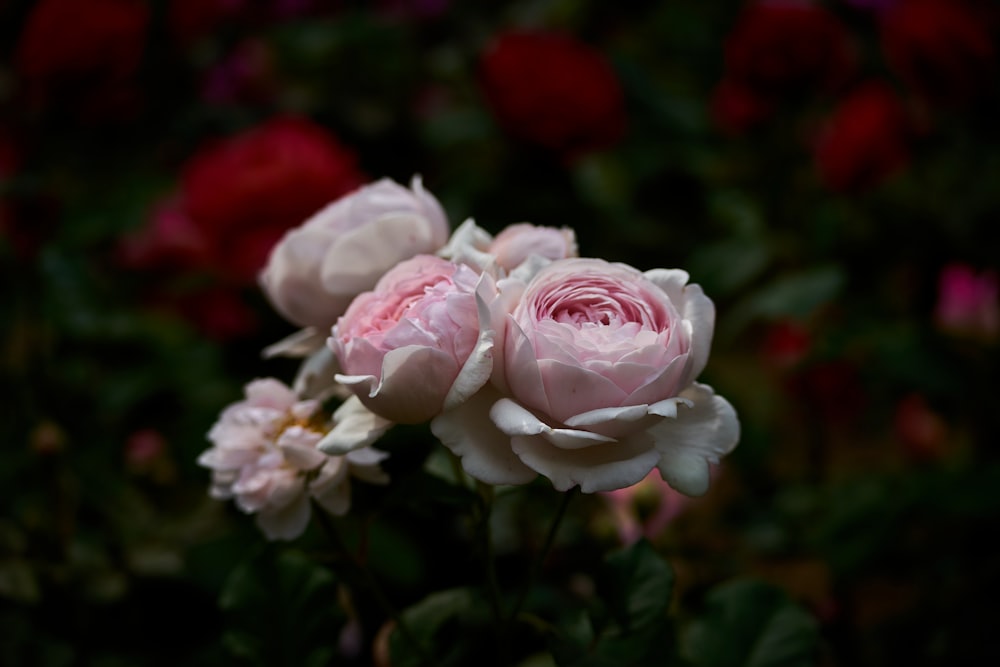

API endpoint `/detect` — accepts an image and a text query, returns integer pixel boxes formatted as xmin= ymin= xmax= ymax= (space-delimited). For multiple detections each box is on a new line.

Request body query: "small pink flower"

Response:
xmin=331 ymin=255 xmax=493 ymax=424
xmin=489 ymin=223 xmax=577 ymax=273
xmin=438 ymin=219 xmax=578 ymax=276
xmin=935 ymin=263 xmax=999 ymax=340
xmin=199 ymin=378 xmax=388 ymax=540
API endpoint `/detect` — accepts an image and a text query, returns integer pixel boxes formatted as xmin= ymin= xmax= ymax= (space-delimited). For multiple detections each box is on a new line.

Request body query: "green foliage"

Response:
xmin=682 ymin=580 xmax=820 ymax=667
xmin=219 ymin=547 xmax=343 ymax=667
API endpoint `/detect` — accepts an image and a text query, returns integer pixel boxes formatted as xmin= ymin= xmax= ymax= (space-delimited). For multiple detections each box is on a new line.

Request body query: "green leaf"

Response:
xmin=682 ymin=579 xmax=820 ymax=667
xmin=722 ymin=266 xmax=846 ymax=339
xmin=601 ymin=539 xmax=675 ymax=632
xmin=219 ymin=547 xmax=342 ymax=667
xmin=390 ymin=587 xmax=491 ymax=667
xmin=552 ymin=541 xmax=677 ymax=667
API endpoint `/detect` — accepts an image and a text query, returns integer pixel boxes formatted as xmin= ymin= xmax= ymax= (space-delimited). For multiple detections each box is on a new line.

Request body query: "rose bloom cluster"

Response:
xmin=200 ymin=176 xmax=739 ymax=538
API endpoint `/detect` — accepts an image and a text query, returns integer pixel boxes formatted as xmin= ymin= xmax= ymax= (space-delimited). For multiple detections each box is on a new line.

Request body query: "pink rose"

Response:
xmin=199 ymin=378 xmax=389 ymax=540
xmin=438 ymin=219 xmax=577 ymax=276
xmin=433 ymin=258 xmax=739 ymax=494
xmin=261 ymin=177 xmax=450 ymax=330
xmin=330 ymin=255 xmax=494 ymax=425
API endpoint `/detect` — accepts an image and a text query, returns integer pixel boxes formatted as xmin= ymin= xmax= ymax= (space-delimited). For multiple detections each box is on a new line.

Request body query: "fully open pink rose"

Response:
xmin=433 ymin=258 xmax=739 ymax=494
xmin=331 ymin=255 xmax=494 ymax=424
xmin=261 ymin=176 xmax=450 ymax=330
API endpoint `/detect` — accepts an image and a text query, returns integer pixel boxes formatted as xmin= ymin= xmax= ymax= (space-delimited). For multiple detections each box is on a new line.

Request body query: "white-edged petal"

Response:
xmin=431 ymin=387 xmax=536 ymax=486
xmin=255 ymin=494 xmax=311 ymax=541
xmin=262 ymin=327 xmax=327 ymax=358
xmin=317 ymin=396 xmax=393 ymax=455
xmin=650 ymin=383 xmax=740 ymax=496
xmin=510 ymin=432 xmax=659 ymax=493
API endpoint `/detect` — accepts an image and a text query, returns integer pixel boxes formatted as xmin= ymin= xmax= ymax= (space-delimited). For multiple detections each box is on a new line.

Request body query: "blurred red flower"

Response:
xmin=722 ymin=1 xmax=854 ymax=98
xmin=168 ymin=0 xmax=245 ymax=45
xmin=480 ymin=31 xmax=626 ymax=159
xmin=713 ymin=1 xmax=854 ymax=132
xmin=880 ymin=0 xmax=995 ymax=104
xmin=893 ymin=394 xmax=949 ymax=462
xmin=124 ymin=116 xmax=365 ymax=283
xmin=813 ymin=81 xmax=911 ymax=193
xmin=14 ymin=0 xmax=149 ymax=113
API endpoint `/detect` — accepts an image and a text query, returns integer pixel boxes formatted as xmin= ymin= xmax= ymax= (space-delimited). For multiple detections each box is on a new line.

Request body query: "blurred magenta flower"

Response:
xmin=201 ymin=39 xmax=277 ymax=107
xmin=479 ymin=31 xmax=626 ymax=159
xmin=332 ymin=255 xmax=492 ymax=425
xmin=813 ymin=81 xmax=911 ymax=193
xmin=935 ymin=263 xmax=999 ymax=340
xmin=261 ymin=177 xmax=450 ymax=331
xmin=601 ymin=469 xmax=694 ymax=545
xmin=880 ymin=0 xmax=995 ymax=104
xmin=14 ymin=0 xmax=149 ymax=114
xmin=199 ymin=378 xmax=389 ymax=540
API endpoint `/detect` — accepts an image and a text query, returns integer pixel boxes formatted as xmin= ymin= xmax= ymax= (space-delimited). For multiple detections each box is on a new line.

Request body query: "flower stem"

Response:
xmin=475 ymin=481 xmax=505 ymax=622
xmin=507 ymin=486 xmax=579 ymax=624
xmin=312 ymin=504 xmax=431 ymax=665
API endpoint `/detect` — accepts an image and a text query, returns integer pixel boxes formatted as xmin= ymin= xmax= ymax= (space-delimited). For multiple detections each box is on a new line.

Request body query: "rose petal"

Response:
xmin=256 ymin=494 xmax=311 ymax=540
xmin=317 ymin=395 xmax=393 ymax=455
xmin=650 ymin=383 xmax=740 ymax=496
xmin=320 ymin=214 xmax=439 ymax=295
xmin=510 ymin=431 xmax=659 ymax=493
xmin=490 ymin=398 xmax=616 ymax=449
xmin=431 ymin=387 xmax=537 ymax=486
xmin=262 ymin=327 xmax=327 ymax=358
xmin=442 ymin=274 xmax=497 ymax=411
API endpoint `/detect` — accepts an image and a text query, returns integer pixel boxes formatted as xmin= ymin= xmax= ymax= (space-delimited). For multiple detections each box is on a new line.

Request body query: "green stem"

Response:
xmin=312 ymin=504 xmax=431 ymax=665
xmin=476 ymin=481 xmax=505 ymax=623
xmin=507 ymin=486 xmax=578 ymax=624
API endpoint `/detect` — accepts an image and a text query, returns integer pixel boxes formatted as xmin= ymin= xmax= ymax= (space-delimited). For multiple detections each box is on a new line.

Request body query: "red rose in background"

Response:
xmin=880 ymin=0 xmax=995 ymax=104
xmin=814 ymin=81 xmax=910 ymax=193
xmin=480 ymin=31 xmax=626 ymax=159
xmin=713 ymin=1 xmax=854 ymax=132
xmin=168 ymin=0 xmax=245 ymax=45
xmin=177 ymin=116 xmax=365 ymax=282
xmin=15 ymin=0 xmax=149 ymax=114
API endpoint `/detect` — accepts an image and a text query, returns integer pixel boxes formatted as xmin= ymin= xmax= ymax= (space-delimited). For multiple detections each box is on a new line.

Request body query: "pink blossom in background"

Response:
xmin=199 ymin=378 xmax=389 ymax=540
xmin=601 ymin=469 xmax=694 ymax=545
xmin=935 ymin=264 xmax=1000 ymax=340
xmin=119 ymin=197 xmax=212 ymax=272
xmin=332 ymin=255 xmax=491 ymax=424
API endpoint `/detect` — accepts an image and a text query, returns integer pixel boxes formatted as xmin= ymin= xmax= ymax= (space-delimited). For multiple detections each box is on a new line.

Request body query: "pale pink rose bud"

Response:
xmin=489 ymin=223 xmax=577 ymax=272
xmin=198 ymin=378 xmax=388 ymax=540
xmin=331 ymin=255 xmax=494 ymax=425
xmin=260 ymin=176 xmax=450 ymax=330
xmin=434 ymin=257 xmax=739 ymax=494
xmin=935 ymin=263 xmax=999 ymax=341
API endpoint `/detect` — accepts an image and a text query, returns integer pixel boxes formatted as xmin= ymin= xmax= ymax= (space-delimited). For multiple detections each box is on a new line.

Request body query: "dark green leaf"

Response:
xmin=682 ymin=579 xmax=820 ymax=667
xmin=219 ymin=547 xmax=341 ymax=667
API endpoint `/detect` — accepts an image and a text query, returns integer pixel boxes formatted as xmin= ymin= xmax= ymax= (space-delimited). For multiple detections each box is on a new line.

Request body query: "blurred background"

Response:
xmin=2 ymin=0 xmax=999 ymax=665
